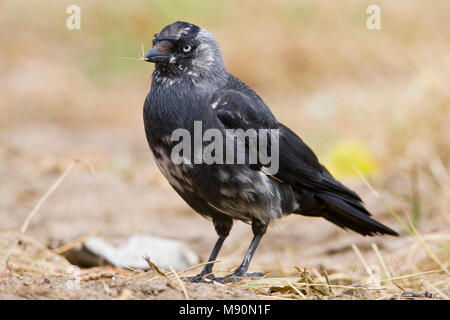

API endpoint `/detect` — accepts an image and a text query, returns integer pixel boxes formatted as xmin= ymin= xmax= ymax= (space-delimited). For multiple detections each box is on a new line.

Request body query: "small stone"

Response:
xmin=68 ymin=235 xmax=199 ymax=271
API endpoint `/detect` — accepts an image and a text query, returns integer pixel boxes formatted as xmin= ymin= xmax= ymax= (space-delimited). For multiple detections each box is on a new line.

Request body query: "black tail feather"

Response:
xmin=316 ymin=193 xmax=398 ymax=236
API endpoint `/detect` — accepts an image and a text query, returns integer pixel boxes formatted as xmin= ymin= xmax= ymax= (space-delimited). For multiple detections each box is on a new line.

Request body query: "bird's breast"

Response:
xmin=150 ymin=139 xmax=294 ymax=223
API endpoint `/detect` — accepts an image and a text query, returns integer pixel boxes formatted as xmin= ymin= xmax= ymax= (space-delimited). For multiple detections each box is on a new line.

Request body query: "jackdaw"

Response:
xmin=142 ymin=21 xmax=398 ymax=283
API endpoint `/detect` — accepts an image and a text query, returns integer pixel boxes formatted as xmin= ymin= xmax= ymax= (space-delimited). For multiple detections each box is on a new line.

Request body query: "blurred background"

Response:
xmin=0 ymin=0 xmax=449 ymax=296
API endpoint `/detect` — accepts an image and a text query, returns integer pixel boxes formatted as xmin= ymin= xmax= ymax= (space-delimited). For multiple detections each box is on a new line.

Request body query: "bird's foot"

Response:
xmin=184 ymin=272 xmax=216 ymax=283
xmin=215 ymin=271 xmax=264 ymax=283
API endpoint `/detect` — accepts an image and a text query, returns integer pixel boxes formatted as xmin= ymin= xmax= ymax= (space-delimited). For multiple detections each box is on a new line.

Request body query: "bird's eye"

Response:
xmin=183 ymin=45 xmax=192 ymax=53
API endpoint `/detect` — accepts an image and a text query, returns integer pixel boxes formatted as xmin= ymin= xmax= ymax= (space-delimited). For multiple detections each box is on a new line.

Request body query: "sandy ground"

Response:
xmin=0 ymin=124 xmax=447 ymax=300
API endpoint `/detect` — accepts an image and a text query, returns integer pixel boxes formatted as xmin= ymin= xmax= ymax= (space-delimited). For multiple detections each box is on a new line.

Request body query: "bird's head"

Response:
xmin=143 ymin=21 xmax=227 ymax=87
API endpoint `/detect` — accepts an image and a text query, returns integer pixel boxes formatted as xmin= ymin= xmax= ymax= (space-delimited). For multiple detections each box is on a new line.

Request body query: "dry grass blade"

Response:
xmin=320 ymin=267 xmax=333 ymax=294
xmin=286 ymin=280 xmax=305 ymax=298
xmin=293 ymin=282 xmax=384 ymax=291
xmin=371 ymin=243 xmax=392 ymax=282
xmin=371 ymin=243 xmax=403 ymax=293
xmin=53 ymin=230 xmax=102 ymax=254
xmin=169 ymin=260 xmax=220 ymax=276
xmin=119 ymin=56 xmax=143 ymax=61
xmin=296 ymin=268 xmax=330 ymax=296
xmin=352 ymin=244 xmax=372 ymax=276
xmin=407 ymin=216 xmax=449 ymax=276
xmin=408 ymin=233 xmax=450 ymax=271
xmin=0 ymin=134 xmax=56 ymax=158
xmin=352 ymin=243 xmax=383 ymax=289
xmin=169 ymin=266 xmax=190 ymax=300
xmin=258 ymin=294 xmax=297 ymax=300
xmin=1 ymin=160 xmax=77 ymax=275
xmin=143 ymin=256 xmax=177 ymax=290
xmin=364 ymin=269 xmax=443 ymax=286
xmin=21 ymin=160 xmax=76 ymax=234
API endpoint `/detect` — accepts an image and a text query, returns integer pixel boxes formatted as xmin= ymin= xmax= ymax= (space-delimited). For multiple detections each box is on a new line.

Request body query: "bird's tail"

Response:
xmin=315 ymin=193 xmax=398 ymax=236
xmin=294 ymin=189 xmax=399 ymax=236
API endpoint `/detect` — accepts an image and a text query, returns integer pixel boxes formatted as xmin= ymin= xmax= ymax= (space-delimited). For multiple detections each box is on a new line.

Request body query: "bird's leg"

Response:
xmin=185 ymin=216 xmax=232 ymax=283
xmin=226 ymin=234 xmax=263 ymax=278
xmin=185 ymin=236 xmax=225 ymax=282
xmin=218 ymin=219 xmax=267 ymax=283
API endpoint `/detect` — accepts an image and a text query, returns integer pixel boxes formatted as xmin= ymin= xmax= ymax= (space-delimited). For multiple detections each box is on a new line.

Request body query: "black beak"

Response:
xmin=142 ymin=45 xmax=171 ymax=63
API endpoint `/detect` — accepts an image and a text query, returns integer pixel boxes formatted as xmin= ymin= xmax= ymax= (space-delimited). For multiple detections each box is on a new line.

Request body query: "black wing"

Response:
xmin=213 ymin=87 xmax=398 ymax=236
xmin=213 ymin=88 xmax=358 ymax=200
